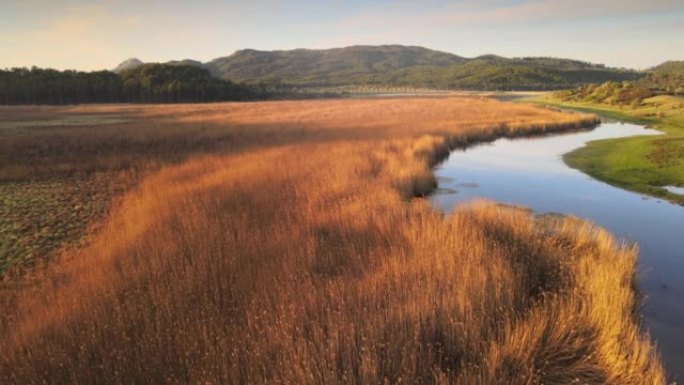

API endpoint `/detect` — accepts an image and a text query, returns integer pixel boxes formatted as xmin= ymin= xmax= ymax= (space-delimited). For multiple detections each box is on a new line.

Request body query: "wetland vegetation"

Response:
xmin=1 ymin=98 xmax=669 ymax=384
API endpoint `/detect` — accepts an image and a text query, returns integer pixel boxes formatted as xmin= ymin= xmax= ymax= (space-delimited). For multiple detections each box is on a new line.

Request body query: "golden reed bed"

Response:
xmin=0 ymin=97 xmax=667 ymax=384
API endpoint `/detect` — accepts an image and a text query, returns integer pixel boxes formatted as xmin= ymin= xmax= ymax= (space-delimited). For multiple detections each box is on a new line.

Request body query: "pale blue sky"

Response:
xmin=1 ymin=0 xmax=682 ymax=71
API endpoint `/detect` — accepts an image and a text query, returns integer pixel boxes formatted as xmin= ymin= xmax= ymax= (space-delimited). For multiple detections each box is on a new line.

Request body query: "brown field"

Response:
xmin=0 ymin=97 xmax=667 ymax=384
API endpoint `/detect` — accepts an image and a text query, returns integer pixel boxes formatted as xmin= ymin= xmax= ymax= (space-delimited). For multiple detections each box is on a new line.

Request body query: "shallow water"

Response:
xmin=431 ymin=121 xmax=684 ymax=380
xmin=665 ymin=186 xmax=684 ymax=196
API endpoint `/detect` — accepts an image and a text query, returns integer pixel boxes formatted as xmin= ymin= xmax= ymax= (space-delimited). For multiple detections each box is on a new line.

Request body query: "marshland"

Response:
xmin=0 ymin=97 xmax=669 ymax=384
xmin=3 ymin=1 xmax=684 ymax=383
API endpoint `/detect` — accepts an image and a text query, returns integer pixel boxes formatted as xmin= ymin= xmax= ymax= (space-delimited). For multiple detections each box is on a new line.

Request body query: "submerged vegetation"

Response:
xmin=0 ymin=98 xmax=668 ymax=384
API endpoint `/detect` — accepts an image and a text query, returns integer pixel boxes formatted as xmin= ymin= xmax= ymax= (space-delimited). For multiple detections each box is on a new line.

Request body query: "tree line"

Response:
xmin=0 ymin=64 xmax=263 ymax=105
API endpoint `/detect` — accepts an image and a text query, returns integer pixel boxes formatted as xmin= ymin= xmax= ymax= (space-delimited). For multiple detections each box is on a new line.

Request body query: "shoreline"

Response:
xmin=522 ymin=95 xmax=684 ymax=205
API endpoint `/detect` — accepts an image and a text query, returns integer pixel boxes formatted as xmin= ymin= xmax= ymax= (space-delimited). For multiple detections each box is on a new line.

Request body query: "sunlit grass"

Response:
xmin=0 ymin=98 xmax=666 ymax=384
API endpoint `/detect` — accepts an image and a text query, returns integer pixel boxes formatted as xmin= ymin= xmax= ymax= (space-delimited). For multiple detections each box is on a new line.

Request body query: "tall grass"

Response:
xmin=0 ymin=97 xmax=666 ymax=384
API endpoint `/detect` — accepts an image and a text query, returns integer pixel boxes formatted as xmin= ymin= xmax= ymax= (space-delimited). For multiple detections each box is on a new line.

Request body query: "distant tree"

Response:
xmin=0 ymin=64 xmax=263 ymax=105
xmin=0 ymin=67 xmax=123 ymax=104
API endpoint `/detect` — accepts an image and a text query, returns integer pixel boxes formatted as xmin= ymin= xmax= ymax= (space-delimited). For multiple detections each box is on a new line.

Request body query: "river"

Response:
xmin=431 ymin=120 xmax=684 ymax=380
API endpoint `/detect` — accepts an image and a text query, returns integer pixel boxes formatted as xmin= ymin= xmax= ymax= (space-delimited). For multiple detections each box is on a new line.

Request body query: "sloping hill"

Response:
xmin=556 ymin=60 xmax=684 ymax=105
xmin=389 ymin=57 xmax=642 ymax=90
xmin=204 ymin=45 xmax=640 ymax=90
xmin=205 ymin=45 xmax=465 ymax=86
xmin=652 ymin=61 xmax=684 ymax=77
xmin=114 ymin=45 xmax=644 ymax=90
xmin=642 ymin=61 xmax=684 ymax=92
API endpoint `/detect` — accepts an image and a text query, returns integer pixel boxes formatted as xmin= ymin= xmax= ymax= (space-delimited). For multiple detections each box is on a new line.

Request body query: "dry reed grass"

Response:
xmin=0 ymin=97 xmax=667 ymax=384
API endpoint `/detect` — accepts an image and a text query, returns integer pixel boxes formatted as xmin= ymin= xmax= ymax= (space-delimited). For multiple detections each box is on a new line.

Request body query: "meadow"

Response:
xmin=0 ymin=98 xmax=667 ymax=384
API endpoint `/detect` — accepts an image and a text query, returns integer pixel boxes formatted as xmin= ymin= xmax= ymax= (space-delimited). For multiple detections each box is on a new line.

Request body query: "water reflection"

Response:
xmin=432 ymin=122 xmax=684 ymax=379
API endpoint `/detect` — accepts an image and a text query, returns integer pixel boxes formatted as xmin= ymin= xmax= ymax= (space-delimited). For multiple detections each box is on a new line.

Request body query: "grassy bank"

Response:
xmin=526 ymin=94 xmax=684 ymax=204
xmin=0 ymin=98 xmax=667 ymax=384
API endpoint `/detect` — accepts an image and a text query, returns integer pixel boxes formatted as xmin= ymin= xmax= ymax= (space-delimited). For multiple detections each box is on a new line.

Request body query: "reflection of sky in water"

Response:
xmin=451 ymin=123 xmax=660 ymax=176
xmin=664 ymin=186 xmax=684 ymax=195
xmin=431 ymin=122 xmax=684 ymax=377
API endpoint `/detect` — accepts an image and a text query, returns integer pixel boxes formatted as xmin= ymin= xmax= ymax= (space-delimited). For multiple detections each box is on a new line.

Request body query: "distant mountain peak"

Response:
xmin=475 ymin=54 xmax=505 ymax=60
xmin=113 ymin=58 xmax=144 ymax=73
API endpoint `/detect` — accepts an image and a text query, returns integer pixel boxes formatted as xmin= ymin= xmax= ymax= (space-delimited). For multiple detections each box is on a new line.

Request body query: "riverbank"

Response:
xmin=430 ymin=120 xmax=684 ymax=379
xmin=524 ymin=94 xmax=684 ymax=204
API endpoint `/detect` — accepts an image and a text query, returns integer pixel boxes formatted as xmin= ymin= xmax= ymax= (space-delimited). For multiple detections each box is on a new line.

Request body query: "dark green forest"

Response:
xmin=119 ymin=64 xmax=254 ymax=103
xmin=0 ymin=64 xmax=257 ymax=105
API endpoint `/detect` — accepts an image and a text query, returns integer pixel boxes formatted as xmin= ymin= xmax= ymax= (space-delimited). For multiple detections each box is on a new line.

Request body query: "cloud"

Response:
xmin=1 ymin=0 xmax=682 ymax=70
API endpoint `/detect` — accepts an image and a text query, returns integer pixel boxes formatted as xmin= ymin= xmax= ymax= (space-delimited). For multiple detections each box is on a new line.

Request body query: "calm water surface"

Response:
xmin=431 ymin=121 xmax=684 ymax=379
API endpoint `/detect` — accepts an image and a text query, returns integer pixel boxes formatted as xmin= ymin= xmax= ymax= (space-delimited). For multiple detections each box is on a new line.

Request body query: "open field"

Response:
xmin=0 ymin=98 xmax=667 ymax=384
xmin=526 ymin=95 xmax=684 ymax=204
xmin=0 ymin=98 xmax=597 ymax=274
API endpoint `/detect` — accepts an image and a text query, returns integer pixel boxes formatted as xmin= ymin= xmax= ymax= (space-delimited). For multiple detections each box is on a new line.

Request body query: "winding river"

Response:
xmin=431 ymin=120 xmax=684 ymax=380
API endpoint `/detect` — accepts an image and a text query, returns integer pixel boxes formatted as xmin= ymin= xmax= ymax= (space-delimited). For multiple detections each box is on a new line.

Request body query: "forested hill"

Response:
xmin=114 ymin=46 xmax=642 ymax=91
xmin=118 ymin=64 xmax=254 ymax=103
xmin=0 ymin=64 xmax=258 ymax=105
xmin=206 ymin=45 xmax=466 ymax=84
xmin=203 ymin=46 xmax=642 ymax=90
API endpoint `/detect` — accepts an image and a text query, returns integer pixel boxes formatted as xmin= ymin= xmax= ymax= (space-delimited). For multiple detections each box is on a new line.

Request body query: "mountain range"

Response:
xmin=115 ymin=45 xmax=652 ymax=91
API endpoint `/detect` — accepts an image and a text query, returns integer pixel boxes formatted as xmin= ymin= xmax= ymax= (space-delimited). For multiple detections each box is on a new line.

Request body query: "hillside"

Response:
xmin=205 ymin=46 xmax=641 ymax=90
xmin=115 ymin=45 xmax=643 ymax=91
xmin=384 ymin=56 xmax=640 ymax=90
xmin=554 ymin=61 xmax=684 ymax=106
xmin=206 ymin=45 xmax=466 ymax=85
xmin=639 ymin=61 xmax=684 ymax=93
xmin=652 ymin=60 xmax=684 ymax=77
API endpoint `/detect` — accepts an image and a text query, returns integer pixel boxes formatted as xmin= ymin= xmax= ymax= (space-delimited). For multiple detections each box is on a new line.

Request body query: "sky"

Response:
xmin=1 ymin=0 xmax=683 ymax=71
